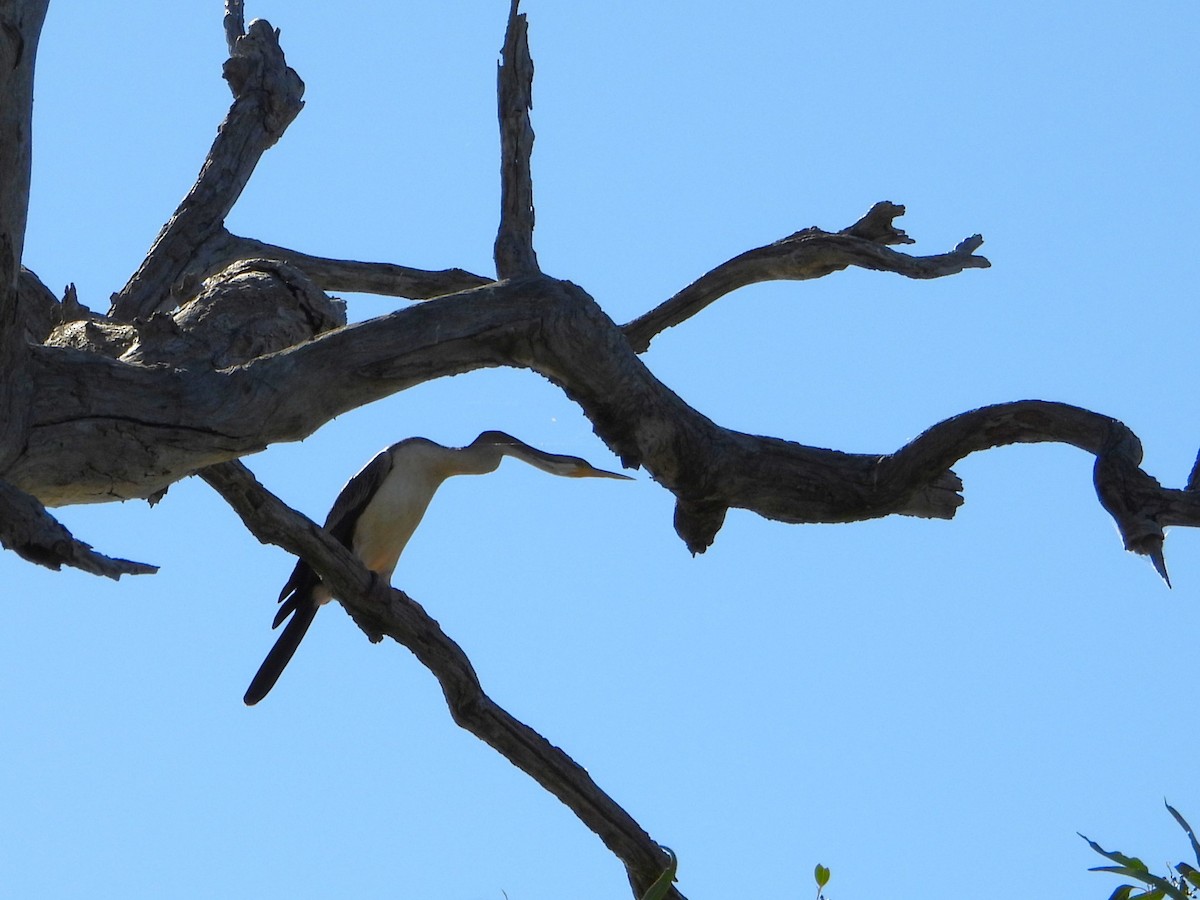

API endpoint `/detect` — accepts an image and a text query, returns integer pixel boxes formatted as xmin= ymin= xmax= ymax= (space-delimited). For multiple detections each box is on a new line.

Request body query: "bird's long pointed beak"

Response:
xmin=578 ymin=464 xmax=635 ymax=480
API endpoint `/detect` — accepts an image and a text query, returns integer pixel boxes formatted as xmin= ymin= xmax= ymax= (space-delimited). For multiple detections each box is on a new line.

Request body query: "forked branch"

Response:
xmin=622 ymin=201 xmax=990 ymax=352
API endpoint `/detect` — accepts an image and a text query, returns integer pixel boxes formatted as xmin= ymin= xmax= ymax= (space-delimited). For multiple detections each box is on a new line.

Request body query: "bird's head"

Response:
xmin=471 ymin=431 xmax=634 ymax=480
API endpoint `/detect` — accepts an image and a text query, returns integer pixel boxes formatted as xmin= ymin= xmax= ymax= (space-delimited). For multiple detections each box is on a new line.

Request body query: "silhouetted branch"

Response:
xmin=494 ymin=0 xmax=539 ymax=279
xmin=222 ymin=0 xmax=245 ymax=53
xmin=0 ymin=479 xmax=157 ymax=577
xmin=109 ymin=18 xmax=304 ymax=320
xmin=622 ymin=201 xmax=989 ymax=352
xmin=879 ymin=400 xmax=1200 ymax=583
xmin=176 ymin=231 xmax=493 ymax=302
xmin=199 ymin=459 xmax=681 ymax=900
xmin=0 ymin=2 xmax=47 ymax=470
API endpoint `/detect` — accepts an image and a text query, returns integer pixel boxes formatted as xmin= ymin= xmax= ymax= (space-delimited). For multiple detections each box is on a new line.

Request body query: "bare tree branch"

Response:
xmin=27 ymin=274 xmax=1196 ymax=581
xmin=880 ymin=400 xmax=1196 ymax=582
xmin=621 ymin=201 xmax=990 ymax=352
xmin=175 ymin=230 xmax=493 ymax=302
xmin=0 ymin=478 xmax=157 ymax=577
xmin=13 ymin=277 xmax=948 ymax=526
xmin=223 ymin=0 xmax=245 ymax=53
xmin=0 ymin=0 xmax=48 ymax=473
xmin=198 ymin=459 xmax=681 ymax=900
xmin=109 ymin=18 xmax=304 ymax=321
xmin=494 ymin=0 xmax=539 ymax=279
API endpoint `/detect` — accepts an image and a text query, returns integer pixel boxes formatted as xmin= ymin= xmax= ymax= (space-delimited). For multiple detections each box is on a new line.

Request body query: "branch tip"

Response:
xmin=0 ymin=480 xmax=158 ymax=579
xmin=955 ymin=234 xmax=986 ymax=257
xmin=842 ymin=200 xmax=913 ymax=245
xmin=494 ymin=0 xmax=539 ymax=279
xmin=223 ymin=0 xmax=246 ymax=53
xmin=623 ymin=202 xmax=990 ymax=351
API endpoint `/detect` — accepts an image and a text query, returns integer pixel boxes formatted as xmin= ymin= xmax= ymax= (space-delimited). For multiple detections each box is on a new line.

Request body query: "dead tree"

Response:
xmin=2 ymin=2 xmax=1195 ymax=897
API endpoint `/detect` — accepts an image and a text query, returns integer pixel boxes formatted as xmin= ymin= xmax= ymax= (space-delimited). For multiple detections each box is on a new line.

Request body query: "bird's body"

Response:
xmin=243 ymin=432 xmax=629 ymax=705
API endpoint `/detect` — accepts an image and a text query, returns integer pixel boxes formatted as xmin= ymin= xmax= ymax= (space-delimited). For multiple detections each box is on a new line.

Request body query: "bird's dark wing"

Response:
xmin=245 ymin=449 xmax=396 ymax=705
xmin=321 ymin=448 xmax=397 ymax=542
xmin=272 ymin=450 xmax=395 ymax=613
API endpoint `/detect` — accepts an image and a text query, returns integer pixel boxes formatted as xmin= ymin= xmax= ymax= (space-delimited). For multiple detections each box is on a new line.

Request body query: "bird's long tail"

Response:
xmin=243 ymin=599 xmax=319 ymax=706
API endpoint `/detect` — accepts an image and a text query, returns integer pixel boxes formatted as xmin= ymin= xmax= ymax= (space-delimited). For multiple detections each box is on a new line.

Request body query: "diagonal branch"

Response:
xmin=621 ymin=201 xmax=990 ymax=352
xmin=198 ymin=459 xmax=681 ymax=900
xmin=109 ymin=17 xmax=305 ymax=321
xmin=494 ymin=0 xmax=539 ymax=279
xmin=0 ymin=479 xmax=157 ymax=578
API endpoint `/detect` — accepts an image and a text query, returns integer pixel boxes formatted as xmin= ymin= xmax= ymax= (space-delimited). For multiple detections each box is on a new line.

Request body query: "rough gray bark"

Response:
xmin=0 ymin=0 xmax=48 ymax=478
xmin=6 ymin=2 xmax=1196 ymax=897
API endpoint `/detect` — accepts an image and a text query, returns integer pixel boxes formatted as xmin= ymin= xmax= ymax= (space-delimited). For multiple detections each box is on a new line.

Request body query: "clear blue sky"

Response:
xmin=4 ymin=3 xmax=1198 ymax=898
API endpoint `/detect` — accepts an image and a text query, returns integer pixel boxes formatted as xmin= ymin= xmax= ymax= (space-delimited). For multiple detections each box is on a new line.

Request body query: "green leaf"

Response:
xmin=640 ymin=847 xmax=677 ymax=900
xmin=1080 ymin=834 xmax=1151 ymax=873
xmin=1081 ymin=833 xmax=1191 ymax=900
xmin=1140 ymin=875 xmax=1191 ymax=900
xmin=1166 ymin=802 xmax=1200 ymax=869
xmin=1105 ymin=886 xmax=1139 ymax=900
xmin=814 ymin=864 xmax=831 ymax=888
xmin=1137 ymin=874 xmax=1190 ymax=900
xmin=1090 ymin=866 xmax=1154 ymax=879
xmin=1176 ymin=862 xmax=1200 ymax=889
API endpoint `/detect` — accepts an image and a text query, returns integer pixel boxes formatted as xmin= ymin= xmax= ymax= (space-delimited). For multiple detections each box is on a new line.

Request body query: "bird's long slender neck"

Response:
xmin=450 ymin=439 xmax=507 ymax=477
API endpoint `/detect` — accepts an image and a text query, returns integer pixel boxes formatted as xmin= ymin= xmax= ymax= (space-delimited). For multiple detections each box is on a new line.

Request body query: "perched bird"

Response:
xmin=243 ymin=431 xmax=631 ymax=705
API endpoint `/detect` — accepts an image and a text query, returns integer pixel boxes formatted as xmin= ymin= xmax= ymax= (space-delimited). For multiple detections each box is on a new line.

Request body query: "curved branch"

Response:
xmin=22 ymin=275 xmax=1195 ymax=584
xmin=0 ymin=479 xmax=157 ymax=578
xmin=15 ymin=277 xmax=961 ymax=526
xmin=621 ymin=201 xmax=990 ymax=352
xmin=109 ymin=18 xmax=305 ymax=321
xmin=880 ymin=400 xmax=1196 ymax=582
xmin=198 ymin=460 xmax=681 ymax=900
xmin=494 ymin=0 xmax=539 ymax=279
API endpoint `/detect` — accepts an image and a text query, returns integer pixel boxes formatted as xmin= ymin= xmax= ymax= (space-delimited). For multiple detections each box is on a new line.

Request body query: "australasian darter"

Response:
xmin=243 ymin=431 xmax=631 ymax=705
